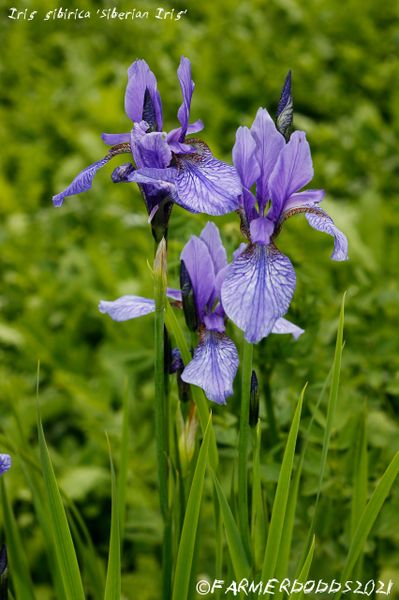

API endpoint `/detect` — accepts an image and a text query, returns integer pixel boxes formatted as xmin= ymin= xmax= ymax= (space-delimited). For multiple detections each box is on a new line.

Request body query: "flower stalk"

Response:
xmin=238 ymin=338 xmax=254 ymax=560
xmin=153 ymin=238 xmax=171 ymax=599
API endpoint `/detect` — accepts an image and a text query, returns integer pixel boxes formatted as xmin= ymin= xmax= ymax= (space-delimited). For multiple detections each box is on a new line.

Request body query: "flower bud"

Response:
xmin=249 ymin=370 xmax=259 ymax=428
xmin=178 ymin=409 xmax=198 ymax=475
xmin=180 ymin=260 xmax=198 ymax=332
xmin=0 ymin=544 xmax=8 ymax=597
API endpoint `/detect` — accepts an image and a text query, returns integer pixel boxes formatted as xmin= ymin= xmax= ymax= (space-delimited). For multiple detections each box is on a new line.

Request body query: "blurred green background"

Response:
xmin=1 ymin=0 xmax=399 ymax=597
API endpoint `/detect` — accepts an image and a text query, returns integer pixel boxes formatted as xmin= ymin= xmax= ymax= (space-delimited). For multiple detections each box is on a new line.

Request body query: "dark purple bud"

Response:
xmin=150 ymin=196 xmax=173 ymax=244
xmin=143 ymin=88 xmax=157 ymax=132
xmin=276 ymin=70 xmax=293 ymax=141
xmin=249 ymin=370 xmax=259 ymax=428
xmin=0 ymin=544 xmax=8 ymax=598
xmin=111 ymin=162 xmax=135 ymax=183
xmin=180 ymin=260 xmax=198 ymax=332
xmin=170 ymin=348 xmax=184 ymax=374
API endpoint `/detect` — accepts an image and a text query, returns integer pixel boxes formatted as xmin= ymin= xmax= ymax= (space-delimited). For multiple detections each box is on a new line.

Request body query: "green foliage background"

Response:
xmin=1 ymin=0 xmax=399 ymax=597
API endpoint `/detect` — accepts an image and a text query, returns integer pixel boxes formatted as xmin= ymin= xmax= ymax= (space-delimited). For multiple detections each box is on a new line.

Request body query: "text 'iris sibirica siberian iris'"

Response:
xmin=221 ymin=74 xmax=348 ymax=343
xmin=52 ymin=56 xmax=241 ymax=239
xmin=99 ymin=222 xmax=303 ymax=404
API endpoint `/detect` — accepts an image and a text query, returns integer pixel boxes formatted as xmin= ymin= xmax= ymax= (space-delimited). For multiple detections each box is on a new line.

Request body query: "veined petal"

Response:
xmin=221 ymin=243 xmax=296 ymax=343
xmin=181 ymin=330 xmax=238 ymax=405
xmin=176 ymin=56 xmax=195 ymax=141
xmin=268 ymin=130 xmax=313 ymax=221
xmin=199 ymin=221 xmax=228 ymax=274
xmin=52 ymin=157 xmax=110 ymax=207
xmin=166 ymin=121 xmax=204 ymax=148
xmin=125 ymin=59 xmax=162 ymax=130
xmin=99 ymin=295 xmax=155 ymax=321
xmin=306 ymin=209 xmax=349 ymax=261
xmin=174 ymin=141 xmax=242 ymax=215
xmin=250 ymin=108 xmax=285 ymax=211
xmin=112 ymin=163 xmax=135 ymax=183
xmin=232 ymin=126 xmax=261 ymax=189
xmin=272 ymin=317 xmax=304 ymax=339
xmin=181 ymin=236 xmax=215 ymax=319
xmin=101 ymin=133 xmax=130 ymax=146
xmin=0 ymin=454 xmax=11 ymax=475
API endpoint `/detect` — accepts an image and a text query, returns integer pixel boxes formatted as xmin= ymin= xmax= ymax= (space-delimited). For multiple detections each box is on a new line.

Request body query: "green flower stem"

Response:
xmin=238 ymin=338 xmax=254 ymax=560
xmin=154 ymin=239 xmax=171 ymax=600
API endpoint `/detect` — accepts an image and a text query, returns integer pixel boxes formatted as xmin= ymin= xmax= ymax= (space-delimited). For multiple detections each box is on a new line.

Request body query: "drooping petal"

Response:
xmin=101 ymin=133 xmax=130 ymax=146
xmin=221 ymin=243 xmax=296 ymax=343
xmin=282 ymin=189 xmax=325 ymax=215
xmin=276 ymin=71 xmax=293 ymax=141
xmin=52 ymin=157 xmax=110 ymax=207
xmin=125 ymin=59 xmax=163 ymax=130
xmin=0 ymin=454 xmax=11 ymax=475
xmin=232 ymin=126 xmax=261 ymax=189
xmin=99 ymin=295 xmax=155 ymax=321
xmin=272 ymin=318 xmax=304 ymax=339
xmin=199 ymin=221 xmax=228 ymax=275
xmin=181 ymin=236 xmax=215 ymax=320
xmin=181 ymin=330 xmax=238 ymax=405
xmin=173 ymin=142 xmax=242 ymax=215
xmin=250 ymin=108 xmax=285 ymax=211
xmin=249 ymin=216 xmax=274 ymax=245
xmin=268 ymin=130 xmax=314 ymax=222
xmin=305 ymin=209 xmax=349 ymax=261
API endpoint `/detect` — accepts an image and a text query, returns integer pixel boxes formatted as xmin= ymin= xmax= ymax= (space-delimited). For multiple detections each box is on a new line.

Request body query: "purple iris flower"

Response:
xmin=99 ymin=222 xmax=304 ymax=404
xmin=52 ymin=57 xmax=241 ymax=221
xmin=0 ymin=454 xmax=11 ymax=475
xmin=221 ymin=86 xmax=348 ymax=344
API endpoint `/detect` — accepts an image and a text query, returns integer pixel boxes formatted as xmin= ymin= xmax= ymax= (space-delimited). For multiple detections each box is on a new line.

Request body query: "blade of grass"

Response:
xmin=288 ymin=536 xmax=315 ymax=600
xmin=37 ymin=408 xmax=85 ymax=600
xmin=334 ymin=450 xmax=399 ymax=600
xmin=0 ymin=479 xmax=36 ymax=600
xmin=350 ymin=411 xmax=368 ymax=538
xmin=211 ymin=472 xmax=251 ymax=582
xmin=261 ymin=384 xmax=306 ymax=581
xmin=172 ymin=416 xmax=212 ymax=600
xmin=118 ymin=379 xmax=131 ymax=539
xmin=104 ymin=436 xmax=121 ymax=600
xmin=165 ymin=301 xmax=218 ymax=469
xmin=301 ymin=294 xmax=346 ymax=565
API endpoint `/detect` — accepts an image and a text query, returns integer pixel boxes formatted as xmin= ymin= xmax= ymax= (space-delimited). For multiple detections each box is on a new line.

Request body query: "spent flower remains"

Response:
xmin=53 ymin=59 xmax=348 ymax=404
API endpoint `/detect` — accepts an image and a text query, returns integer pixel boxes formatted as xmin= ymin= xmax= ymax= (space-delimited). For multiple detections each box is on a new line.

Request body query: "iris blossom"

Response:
xmin=221 ymin=79 xmax=348 ymax=344
xmin=52 ymin=57 xmax=241 ymax=222
xmin=0 ymin=454 xmax=11 ymax=475
xmin=99 ymin=222 xmax=303 ymax=404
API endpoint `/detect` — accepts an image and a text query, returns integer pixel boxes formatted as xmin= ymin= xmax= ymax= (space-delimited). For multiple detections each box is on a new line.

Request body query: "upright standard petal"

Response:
xmin=125 ymin=59 xmax=162 ymax=130
xmin=99 ymin=295 xmax=155 ymax=321
xmin=250 ymin=108 xmax=285 ymax=211
xmin=0 ymin=454 xmax=11 ymax=475
xmin=232 ymin=126 xmax=261 ymax=189
xmin=199 ymin=222 xmax=228 ymax=275
xmin=268 ymin=130 xmax=314 ymax=221
xmin=221 ymin=243 xmax=296 ymax=343
xmin=305 ymin=209 xmax=349 ymax=261
xmin=181 ymin=330 xmax=238 ymax=405
xmin=52 ymin=157 xmax=110 ymax=207
xmin=181 ymin=236 xmax=215 ymax=320
xmin=276 ymin=70 xmax=293 ymax=140
xmin=176 ymin=56 xmax=195 ymax=141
